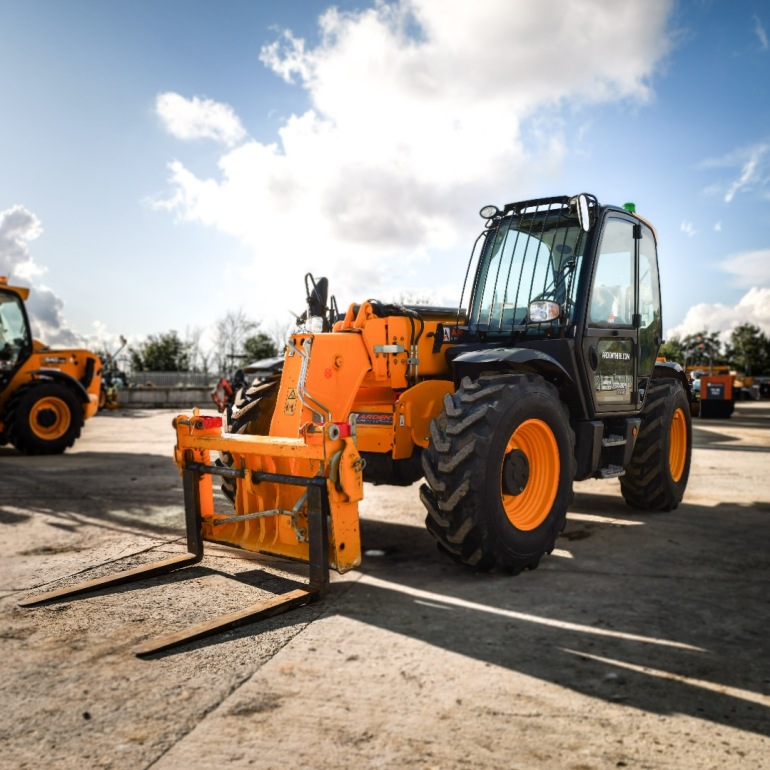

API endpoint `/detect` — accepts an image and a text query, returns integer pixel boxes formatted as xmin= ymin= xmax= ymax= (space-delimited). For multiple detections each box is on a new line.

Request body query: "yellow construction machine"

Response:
xmin=21 ymin=195 xmax=693 ymax=655
xmin=0 ymin=277 xmax=102 ymax=454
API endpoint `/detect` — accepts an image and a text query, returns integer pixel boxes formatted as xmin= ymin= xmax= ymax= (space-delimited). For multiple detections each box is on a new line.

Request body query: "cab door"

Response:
xmin=581 ymin=215 xmax=663 ymax=416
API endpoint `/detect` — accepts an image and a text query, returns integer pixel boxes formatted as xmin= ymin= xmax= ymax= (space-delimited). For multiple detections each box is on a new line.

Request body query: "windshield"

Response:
xmin=467 ymin=205 xmax=588 ymax=336
xmin=0 ymin=290 xmax=30 ymax=375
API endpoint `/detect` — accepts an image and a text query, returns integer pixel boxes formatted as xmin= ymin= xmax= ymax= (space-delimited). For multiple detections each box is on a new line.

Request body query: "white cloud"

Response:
xmin=725 ymin=145 xmax=768 ymax=202
xmin=260 ymin=29 xmax=313 ymax=85
xmin=154 ymin=0 xmax=675 ymax=316
xmin=754 ymin=14 xmax=769 ymax=50
xmin=703 ymin=142 xmax=770 ymax=203
xmin=0 ymin=205 xmax=44 ymax=279
xmin=25 ymin=287 xmax=83 ymax=347
xmin=667 ymin=242 xmax=770 ymax=342
xmin=714 ymin=221 xmax=722 ymax=232
xmin=0 ymin=205 xmax=83 ymax=346
xmin=720 ymin=247 xmax=770 ymax=288
xmin=156 ymin=92 xmax=246 ymax=146
xmin=667 ymin=287 xmax=770 ymax=340
xmin=680 ymin=220 xmax=696 ymax=237
xmin=81 ymin=321 xmax=134 ymax=361
xmin=667 ymin=243 xmax=770 ymax=340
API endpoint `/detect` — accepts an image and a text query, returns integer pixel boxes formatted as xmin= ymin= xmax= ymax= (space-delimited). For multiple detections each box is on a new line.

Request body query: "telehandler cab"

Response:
xmin=21 ymin=194 xmax=692 ymax=655
xmin=0 ymin=277 xmax=102 ymax=454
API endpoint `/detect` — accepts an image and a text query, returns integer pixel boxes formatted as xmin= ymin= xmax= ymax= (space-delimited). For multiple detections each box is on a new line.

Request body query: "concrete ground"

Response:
xmin=0 ymin=402 xmax=768 ymax=769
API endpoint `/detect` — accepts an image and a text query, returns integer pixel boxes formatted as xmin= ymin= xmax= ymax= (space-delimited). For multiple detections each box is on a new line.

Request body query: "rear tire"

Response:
xmin=217 ymin=378 xmax=279 ymax=502
xmin=420 ymin=373 xmax=574 ymax=574
xmin=620 ymin=378 xmax=691 ymax=511
xmin=8 ymin=382 xmax=82 ymax=455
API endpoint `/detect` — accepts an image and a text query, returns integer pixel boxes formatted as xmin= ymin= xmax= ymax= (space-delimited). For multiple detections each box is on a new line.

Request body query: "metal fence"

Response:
xmin=128 ymin=371 xmax=218 ymax=388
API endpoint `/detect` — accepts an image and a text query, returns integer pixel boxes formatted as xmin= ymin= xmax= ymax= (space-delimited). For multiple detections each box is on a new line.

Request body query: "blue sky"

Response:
xmin=1 ymin=0 xmax=769 ymax=358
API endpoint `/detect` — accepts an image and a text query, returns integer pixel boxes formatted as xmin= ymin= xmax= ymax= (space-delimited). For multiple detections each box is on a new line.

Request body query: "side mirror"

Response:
xmin=529 ymin=300 xmax=560 ymax=323
xmin=575 ymin=193 xmax=591 ymax=233
xmin=307 ymin=275 xmax=329 ymax=318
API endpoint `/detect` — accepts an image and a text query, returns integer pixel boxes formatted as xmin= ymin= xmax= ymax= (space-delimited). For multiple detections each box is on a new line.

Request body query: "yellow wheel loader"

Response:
xmin=21 ymin=195 xmax=693 ymax=655
xmin=0 ymin=277 xmax=102 ymax=454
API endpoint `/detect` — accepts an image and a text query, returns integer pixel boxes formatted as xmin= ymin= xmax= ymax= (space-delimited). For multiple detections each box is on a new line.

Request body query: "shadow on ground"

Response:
xmin=5 ymin=409 xmax=770 ymax=748
xmin=340 ymin=498 xmax=770 ymax=740
xmin=53 ymin=490 xmax=766 ymax=740
xmin=0 ymin=450 xmax=185 ymax=536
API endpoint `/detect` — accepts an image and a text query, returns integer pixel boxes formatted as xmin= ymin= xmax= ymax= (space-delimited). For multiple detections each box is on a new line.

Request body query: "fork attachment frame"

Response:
xmin=18 ymin=462 xmax=330 ymax=657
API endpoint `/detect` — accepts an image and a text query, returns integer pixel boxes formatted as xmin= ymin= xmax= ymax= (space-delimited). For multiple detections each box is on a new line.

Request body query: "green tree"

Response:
xmin=659 ymin=334 xmax=684 ymax=365
xmin=726 ymin=323 xmax=769 ymax=375
xmin=130 ymin=331 xmax=190 ymax=372
xmin=681 ymin=330 xmax=724 ymax=368
xmin=243 ymin=332 xmax=278 ymax=362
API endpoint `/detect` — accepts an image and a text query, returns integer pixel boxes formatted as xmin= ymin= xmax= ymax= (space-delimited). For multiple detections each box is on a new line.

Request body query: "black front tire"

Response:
xmin=420 ymin=373 xmax=574 ymax=574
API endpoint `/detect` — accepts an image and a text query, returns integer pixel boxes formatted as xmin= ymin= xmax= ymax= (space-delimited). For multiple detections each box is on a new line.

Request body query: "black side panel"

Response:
xmin=574 ymin=420 xmax=603 ymax=481
xmin=447 ymin=339 xmax=594 ymax=420
xmin=361 ymin=451 xmax=424 ymax=486
xmin=448 ymin=345 xmax=573 ymax=387
xmin=80 ymin=357 xmax=96 ymax=389
xmin=653 ymin=360 xmax=688 ymax=385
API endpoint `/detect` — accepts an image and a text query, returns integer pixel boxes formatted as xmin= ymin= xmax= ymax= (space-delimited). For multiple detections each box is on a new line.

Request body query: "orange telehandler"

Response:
xmin=0 ymin=277 xmax=102 ymax=454
xmin=21 ymin=195 xmax=692 ymax=655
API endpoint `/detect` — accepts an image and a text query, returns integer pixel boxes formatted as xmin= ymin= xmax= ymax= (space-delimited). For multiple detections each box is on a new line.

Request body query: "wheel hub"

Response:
xmin=501 ymin=418 xmax=560 ymax=531
xmin=36 ymin=409 xmax=57 ymax=429
xmin=502 ymin=448 xmax=529 ymax=495
xmin=669 ymin=407 xmax=687 ymax=483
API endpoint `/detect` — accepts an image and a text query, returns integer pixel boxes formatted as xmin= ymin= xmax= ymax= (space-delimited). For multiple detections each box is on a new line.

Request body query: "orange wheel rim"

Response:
xmin=30 ymin=397 xmax=71 ymax=440
xmin=501 ymin=418 xmax=559 ymax=531
xmin=669 ymin=407 xmax=687 ymax=483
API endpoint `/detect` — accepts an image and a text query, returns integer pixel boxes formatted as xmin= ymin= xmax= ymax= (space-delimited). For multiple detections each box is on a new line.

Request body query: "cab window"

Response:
xmin=638 ymin=224 xmax=662 ymax=375
xmin=588 ymin=218 xmax=634 ymax=327
xmin=0 ymin=292 xmax=29 ymax=371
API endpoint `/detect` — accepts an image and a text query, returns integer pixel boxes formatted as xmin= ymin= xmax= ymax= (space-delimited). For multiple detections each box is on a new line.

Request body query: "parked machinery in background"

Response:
xmin=0 ymin=276 xmax=102 ymax=454
xmin=99 ymin=335 xmax=128 ymax=411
